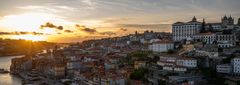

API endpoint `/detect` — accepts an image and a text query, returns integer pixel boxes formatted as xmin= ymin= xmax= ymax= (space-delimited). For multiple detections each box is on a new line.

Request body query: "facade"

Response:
xmin=99 ymin=78 xmax=126 ymax=85
xmin=216 ymin=33 xmax=236 ymax=42
xmin=158 ymin=55 xmax=197 ymax=73
xmin=168 ymin=76 xmax=207 ymax=85
xmin=172 ymin=16 xmax=202 ymax=41
xmin=232 ymin=57 xmax=240 ymax=74
xmin=222 ymin=15 xmax=234 ymax=27
xmin=176 ymin=58 xmax=197 ymax=68
xmin=163 ymin=65 xmax=186 ymax=72
xmin=134 ymin=61 xmax=146 ymax=69
xmin=216 ymin=64 xmax=232 ymax=74
xmin=49 ymin=64 xmax=66 ymax=78
xmin=206 ymin=23 xmax=222 ymax=30
xmin=148 ymin=40 xmax=174 ymax=52
xmin=174 ymin=66 xmax=187 ymax=72
xmin=193 ymin=33 xmax=216 ymax=44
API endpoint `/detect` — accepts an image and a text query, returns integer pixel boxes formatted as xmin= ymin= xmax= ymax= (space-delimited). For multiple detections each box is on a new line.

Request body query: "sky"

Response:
xmin=0 ymin=0 xmax=239 ymax=42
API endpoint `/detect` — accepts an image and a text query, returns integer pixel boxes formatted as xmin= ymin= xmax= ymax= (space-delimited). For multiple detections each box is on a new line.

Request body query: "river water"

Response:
xmin=0 ymin=56 xmax=23 ymax=85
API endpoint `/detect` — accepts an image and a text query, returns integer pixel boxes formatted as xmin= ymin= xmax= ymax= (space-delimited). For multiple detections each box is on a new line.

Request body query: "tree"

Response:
xmin=130 ymin=51 xmax=151 ymax=61
xmin=130 ymin=67 xmax=149 ymax=83
xmin=152 ymin=56 xmax=160 ymax=63
xmin=167 ymin=49 xmax=175 ymax=54
xmin=158 ymin=80 xmax=166 ymax=85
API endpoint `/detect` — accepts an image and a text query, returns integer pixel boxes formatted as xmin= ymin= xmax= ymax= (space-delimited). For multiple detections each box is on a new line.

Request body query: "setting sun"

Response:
xmin=11 ymin=35 xmax=46 ymax=41
xmin=0 ymin=12 xmax=52 ymax=32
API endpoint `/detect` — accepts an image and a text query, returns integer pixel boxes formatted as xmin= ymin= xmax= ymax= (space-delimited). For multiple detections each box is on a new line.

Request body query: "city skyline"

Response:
xmin=0 ymin=0 xmax=240 ymax=42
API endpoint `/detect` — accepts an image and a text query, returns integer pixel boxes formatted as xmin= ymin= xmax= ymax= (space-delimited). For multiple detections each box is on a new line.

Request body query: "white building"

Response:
xmin=218 ymin=41 xmax=234 ymax=48
xmin=159 ymin=56 xmax=178 ymax=62
xmin=176 ymin=58 xmax=197 ymax=68
xmin=163 ymin=65 xmax=174 ymax=71
xmin=148 ymin=40 xmax=174 ymax=52
xmin=216 ymin=64 xmax=232 ymax=74
xmin=157 ymin=56 xmax=177 ymax=66
xmin=174 ymin=66 xmax=187 ymax=72
xmin=162 ymin=65 xmax=187 ymax=72
xmin=172 ymin=16 xmax=202 ymax=41
xmin=193 ymin=33 xmax=216 ymax=44
xmin=232 ymin=57 xmax=240 ymax=74
xmin=206 ymin=23 xmax=222 ymax=30
xmin=157 ymin=61 xmax=175 ymax=66
xmin=158 ymin=55 xmax=197 ymax=73
xmin=216 ymin=34 xmax=236 ymax=42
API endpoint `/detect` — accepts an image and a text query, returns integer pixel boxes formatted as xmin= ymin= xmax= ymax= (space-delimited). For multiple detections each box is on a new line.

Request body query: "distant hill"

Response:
xmin=0 ymin=39 xmax=56 ymax=57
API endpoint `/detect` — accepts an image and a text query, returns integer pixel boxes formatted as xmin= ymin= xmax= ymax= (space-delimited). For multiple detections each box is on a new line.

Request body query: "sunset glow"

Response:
xmin=12 ymin=35 xmax=46 ymax=41
xmin=0 ymin=0 xmax=239 ymax=42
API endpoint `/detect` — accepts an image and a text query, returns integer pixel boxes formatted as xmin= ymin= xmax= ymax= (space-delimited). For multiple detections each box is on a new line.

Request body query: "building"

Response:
xmin=193 ymin=32 xmax=216 ymax=44
xmin=224 ymin=77 xmax=240 ymax=85
xmin=134 ymin=61 xmax=146 ymax=69
xmin=232 ymin=57 xmax=240 ymax=74
xmin=49 ymin=64 xmax=66 ymax=79
xmin=176 ymin=58 xmax=197 ymax=68
xmin=216 ymin=33 xmax=236 ymax=42
xmin=222 ymin=15 xmax=234 ymax=28
xmin=172 ymin=16 xmax=202 ymax=41
xmin=158 ymin=55 xmax=197 ymax=73
xmin=206 ymin=23 xmax=222 ymax=31
xmin=162 ymin=65 xmax=187 ymax=72
xmin=216 ymin=64 xmax=232 ymax=74
xmin=148 ymin=40 xmax=174 ymax=52
xmin=167 ymin=76 xmax=207 ymax=85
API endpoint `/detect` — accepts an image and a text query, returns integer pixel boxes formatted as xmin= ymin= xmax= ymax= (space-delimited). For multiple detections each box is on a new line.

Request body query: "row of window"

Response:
xmin=173 ymin=25 xmax=200 ymax=29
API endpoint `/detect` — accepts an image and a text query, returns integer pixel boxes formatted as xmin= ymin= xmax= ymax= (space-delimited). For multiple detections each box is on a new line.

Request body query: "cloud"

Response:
xmin=17 ymin=5 xmax=45 ymax=10
xmin=64 ymin=30 xmax=73 ymax=33
xmin=119 ymin=28 xmax=127 ymax=31
xmin=75 ymin=24 xmax=117 ymax=36
xmin=57 ymin=26 xmax=64 ymax=30
xmin=0 ymin=32 xmax=12 ymax=35
xmin=80 ymin=28 xmax=97 ymax=34
xmin=40 ymin=22 xmax=64 ymax=30
xmin=75 ymin=24 xmax=97 ymax=34
xmin=0 ymin=31 xmax=47 ymax=35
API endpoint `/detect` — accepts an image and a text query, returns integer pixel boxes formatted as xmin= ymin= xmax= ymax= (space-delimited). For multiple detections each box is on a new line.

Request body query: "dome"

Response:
xmin=192 ymin=16 xmax=197 ymax=22
xmin=228 ymin=15 xmax=233 ymax=20
xmin=223 ymin=15 xmax=228 ymax=20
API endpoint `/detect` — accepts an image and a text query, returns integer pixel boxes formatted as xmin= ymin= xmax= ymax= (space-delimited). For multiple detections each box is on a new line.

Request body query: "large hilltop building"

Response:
xmin=172 ymin=15 xmax=240 ymax=42
xmin=172 ymin=16 xmax=202 ymax=41
xmin=204 ymin=15 xmax=235 ymax=31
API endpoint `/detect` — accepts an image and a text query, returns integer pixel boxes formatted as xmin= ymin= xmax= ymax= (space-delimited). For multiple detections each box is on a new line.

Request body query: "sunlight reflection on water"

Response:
xmin=0 ymin=56 xmax=23 ymax=85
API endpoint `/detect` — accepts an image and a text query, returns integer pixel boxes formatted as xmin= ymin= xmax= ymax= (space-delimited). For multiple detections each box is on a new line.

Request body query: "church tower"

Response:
xmin=222 ymin=15 xmax=229 ymax=26
xmin=200 ymin=18 xmax=206 ymax=33
xmin=228 ymin=15 xmax=234 ymax=25
xmin=238 ymin=18 xmax=240 ymax=26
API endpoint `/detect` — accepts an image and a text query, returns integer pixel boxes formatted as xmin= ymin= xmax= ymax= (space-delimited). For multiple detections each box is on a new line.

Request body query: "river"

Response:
xmin=0 ymin=56 xmax=23 ymax=85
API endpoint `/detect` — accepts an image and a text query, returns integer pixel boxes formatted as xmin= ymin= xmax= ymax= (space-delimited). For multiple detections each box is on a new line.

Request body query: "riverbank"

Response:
xmin=0 ymin=56 xmax=23 ymax=85
xmin=0 ymin=53 xmax=25 ymax=57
